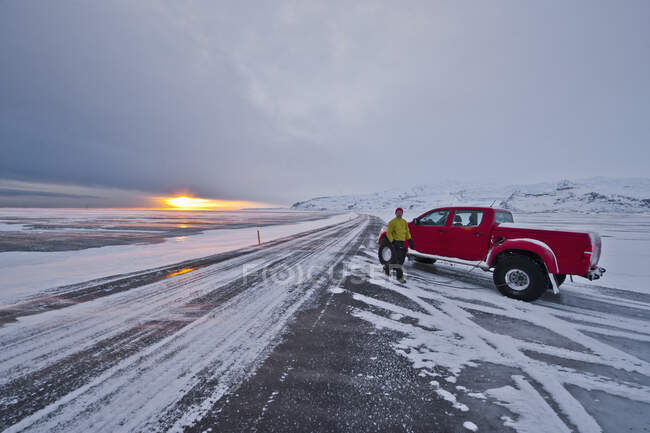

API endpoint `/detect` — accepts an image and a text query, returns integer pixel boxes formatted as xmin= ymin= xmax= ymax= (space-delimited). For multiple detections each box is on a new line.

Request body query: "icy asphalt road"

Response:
xmin=1 ymin=215 xmax=649 ymax=432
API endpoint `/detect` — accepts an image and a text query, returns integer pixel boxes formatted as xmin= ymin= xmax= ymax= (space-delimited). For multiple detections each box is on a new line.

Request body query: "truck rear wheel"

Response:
xmin=378 ymin=240 xmax=393 ymax=265
xmin=493 ymin=255 xmax=547 ymax=302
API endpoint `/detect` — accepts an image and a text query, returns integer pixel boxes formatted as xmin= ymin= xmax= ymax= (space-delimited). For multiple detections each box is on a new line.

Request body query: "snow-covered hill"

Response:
xmin=291 ymin=177 xmax=650 ymax=216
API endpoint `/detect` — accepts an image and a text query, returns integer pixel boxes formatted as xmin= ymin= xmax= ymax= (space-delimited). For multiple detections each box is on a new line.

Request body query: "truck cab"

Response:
xmin=409 ymin=207 xmax=513 ymax=261
xmin=378 ymin=207 xmax=605 ymax=301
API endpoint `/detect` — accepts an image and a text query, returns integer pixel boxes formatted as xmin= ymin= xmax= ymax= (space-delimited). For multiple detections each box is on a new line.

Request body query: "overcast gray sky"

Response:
xmin=1 ymin=0 xmax=649 ymax=207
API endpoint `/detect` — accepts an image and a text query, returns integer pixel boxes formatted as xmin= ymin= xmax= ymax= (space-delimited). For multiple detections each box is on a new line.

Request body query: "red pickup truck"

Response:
xmin=378 ymin=206 xmax=605 ymax=301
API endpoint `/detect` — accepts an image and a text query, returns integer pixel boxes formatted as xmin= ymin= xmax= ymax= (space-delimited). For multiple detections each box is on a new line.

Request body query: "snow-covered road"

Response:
xmin=342 ymin=246 xmax=650 ymax=433
xmin=0 ymin=215 xmax=370 ymax=432
xmin=0 ymin=210 xmax=351 ymax=303
xmin=1 ymin=213 xmax=649 ymax=432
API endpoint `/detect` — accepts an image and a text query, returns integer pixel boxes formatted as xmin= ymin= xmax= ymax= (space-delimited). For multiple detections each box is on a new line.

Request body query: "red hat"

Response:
xmin=395 ymin=207 xmax=403 ymax=214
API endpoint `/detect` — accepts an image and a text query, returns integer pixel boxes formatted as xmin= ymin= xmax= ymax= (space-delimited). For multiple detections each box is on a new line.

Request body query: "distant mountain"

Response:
xmin=291 ymin=177 xmax=650 ymax=215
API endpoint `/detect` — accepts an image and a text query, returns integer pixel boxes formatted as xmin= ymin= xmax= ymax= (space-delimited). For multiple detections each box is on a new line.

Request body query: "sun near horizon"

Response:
xmin=161 ymin=195 xmax=274 ymax=211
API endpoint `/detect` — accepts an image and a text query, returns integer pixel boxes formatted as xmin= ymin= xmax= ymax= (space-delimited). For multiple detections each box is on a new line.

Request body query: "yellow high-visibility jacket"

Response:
xmin=386 ymin=217 xmax=411 ymax=242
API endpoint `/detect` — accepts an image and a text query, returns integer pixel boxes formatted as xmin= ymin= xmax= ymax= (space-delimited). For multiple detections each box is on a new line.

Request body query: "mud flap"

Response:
xmin=548 ymin=271 xmax=560 ymax=294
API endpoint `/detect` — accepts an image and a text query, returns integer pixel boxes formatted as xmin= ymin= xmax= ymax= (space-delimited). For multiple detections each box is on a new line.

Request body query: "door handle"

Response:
xmin=473 ymin=232 xmax=482 ymax=236
xmin=438 ymin=229 xmax=444 ymax=233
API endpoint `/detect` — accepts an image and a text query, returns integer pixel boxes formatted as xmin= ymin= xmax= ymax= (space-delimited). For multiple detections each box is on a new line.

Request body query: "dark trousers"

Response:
xmin=384 ymin=241 xmax=406 ymax=279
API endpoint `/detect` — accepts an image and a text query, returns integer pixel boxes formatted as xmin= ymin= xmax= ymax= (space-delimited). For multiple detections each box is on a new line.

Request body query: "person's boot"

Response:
xmin=396 ymin=268 xmax=406 ymax=283
xmin=383 ymin=264 xmax=390 ymax=276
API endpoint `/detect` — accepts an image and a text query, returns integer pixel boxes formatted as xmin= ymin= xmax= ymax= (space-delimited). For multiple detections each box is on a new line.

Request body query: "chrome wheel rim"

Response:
xmin=505 ymin=269 xmax=530 ymax=291
xmin=381 ymin=246 xmax=392 ymax=262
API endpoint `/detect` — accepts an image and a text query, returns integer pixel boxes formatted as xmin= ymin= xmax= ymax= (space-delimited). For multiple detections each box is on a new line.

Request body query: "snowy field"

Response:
xmin=343 ymin=241 xmax=650 ymax=433
xmin=0 ymin=209 xmax=648 ymax=432
xmin=0 ymin=209 xmax=348 ymax=304
xmin=292 ymin=177 xmax=650 ymax=214
xmin=0 ymin=214 xmax=373 ymax=432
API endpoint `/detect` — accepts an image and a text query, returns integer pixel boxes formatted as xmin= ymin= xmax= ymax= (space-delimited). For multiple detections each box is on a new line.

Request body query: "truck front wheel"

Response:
xmin=378 ymin=240 xmax=393 ymax=265
xmin=493 ymin=255 xmax=547 ymax=302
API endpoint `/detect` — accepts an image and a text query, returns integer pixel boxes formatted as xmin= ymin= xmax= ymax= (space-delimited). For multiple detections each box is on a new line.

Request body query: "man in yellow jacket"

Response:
xmin=385 ymin=207 xmax=415 ymax=282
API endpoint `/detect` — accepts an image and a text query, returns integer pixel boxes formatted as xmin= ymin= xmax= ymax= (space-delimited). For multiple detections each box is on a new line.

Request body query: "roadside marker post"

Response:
xmin=257 ymin=230 xmax=261 ymax=245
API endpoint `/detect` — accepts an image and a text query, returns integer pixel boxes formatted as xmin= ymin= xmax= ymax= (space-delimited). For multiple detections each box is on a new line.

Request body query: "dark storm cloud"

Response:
xmin=1 ymin=1 xmax=649 ymax=206
xmin=0 ymin=188 xmax=98 ymax=199
xmin=0 ymin=180 xmax=152 ymax=208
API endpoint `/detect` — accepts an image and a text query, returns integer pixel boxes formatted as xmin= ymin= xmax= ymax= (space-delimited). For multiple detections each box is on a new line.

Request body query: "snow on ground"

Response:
xmin=337 ymin=240 xmax=650 ymax=433
xmin=292 ymin=177 xmax=650 ymax=214
xmin=0 ymin=216 xmax=370 ymax=432
xmin=2 ymin=196 xmax=649 ymax=432
xmin=1 ymin=210 xmax=648 ymax=432
xmin=0 ymin=211 xmax=352 ymax=304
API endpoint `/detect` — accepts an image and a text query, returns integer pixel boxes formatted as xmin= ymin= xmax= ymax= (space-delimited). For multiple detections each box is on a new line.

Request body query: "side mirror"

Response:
xmin=412 ymin=218 xmax=418 ymax=225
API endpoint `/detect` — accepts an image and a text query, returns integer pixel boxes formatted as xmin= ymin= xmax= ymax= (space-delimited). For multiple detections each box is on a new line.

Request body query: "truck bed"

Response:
xmin=493 ymin=223 xmax=600 ymax=275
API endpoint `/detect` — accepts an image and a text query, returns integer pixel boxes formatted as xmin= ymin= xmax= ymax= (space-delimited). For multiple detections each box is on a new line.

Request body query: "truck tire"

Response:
xmin=554 ymin=274 xmax=567 ymax=287
xmin=493 ymin=255 xmax=547 ymax=302
xmin=378 ymin=240 xmax=393 ymax=265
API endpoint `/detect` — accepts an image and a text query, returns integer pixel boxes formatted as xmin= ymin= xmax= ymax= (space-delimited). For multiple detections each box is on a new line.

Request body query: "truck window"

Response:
xmin=451 ymin=210 xmax=484 ymax=227
xmin=494 ymin=211 xmax=514 ymax=224
xmin=419 ymin=210 xmax=449 ymax=226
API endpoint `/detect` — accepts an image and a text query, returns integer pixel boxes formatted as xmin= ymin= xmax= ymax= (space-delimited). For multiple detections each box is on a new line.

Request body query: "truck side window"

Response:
xmin=494 ymin=211 xmax=514 ymax=224
xmin=452 ymin=210 xmax=484 ymax=227
xmin=419 ymin=210 xmax=449 ymax=226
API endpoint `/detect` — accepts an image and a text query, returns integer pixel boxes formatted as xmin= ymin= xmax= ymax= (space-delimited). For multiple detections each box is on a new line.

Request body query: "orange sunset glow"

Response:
xmin=161 ymin=196 xmax=268 ymax=210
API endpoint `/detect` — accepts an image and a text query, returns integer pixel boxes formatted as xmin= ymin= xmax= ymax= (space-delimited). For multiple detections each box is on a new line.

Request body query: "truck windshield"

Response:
xmin=494 ymin=211 xmax=514 ymax=224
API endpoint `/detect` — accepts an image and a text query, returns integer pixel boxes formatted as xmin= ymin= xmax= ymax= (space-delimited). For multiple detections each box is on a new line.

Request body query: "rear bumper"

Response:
xmin=584 ymin=267 xmax=606 ymax=281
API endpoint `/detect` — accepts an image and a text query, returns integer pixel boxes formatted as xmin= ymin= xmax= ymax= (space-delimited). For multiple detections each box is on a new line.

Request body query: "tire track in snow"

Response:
xmin=158 ymin=216 xmax=374 ymax=432
xmin=0 ymin=218 xmax=359 ymax=382
xmin=337 ymin=251 xmax=650 ymax=433
xmin=0 ymin=220 xmax=352 ymax=326
xmin=1 ymin=217 xmax=360 ymax=427
xmin=0 ymin=250 xmax=272 ymax=385
xmin=0 ymin=222 xmax=356 ymax=382
xmin=0 ymin=215 xmax=370 ymax=432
